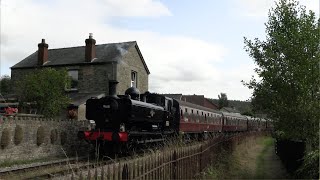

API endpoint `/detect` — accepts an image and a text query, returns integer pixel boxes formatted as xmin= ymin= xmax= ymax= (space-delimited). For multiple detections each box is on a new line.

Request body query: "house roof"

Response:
xmin=182 ymin=95 xmax=205 ymax=106
xmin=204 ymin=98 xmax=219 ymax=107
xmin=11 ymin=41 xmax=150 ymax=74
xmin=221 ymin=107 xmax=241 ymax=113
xmin=162 ymin=94 xmax=183 ymax=100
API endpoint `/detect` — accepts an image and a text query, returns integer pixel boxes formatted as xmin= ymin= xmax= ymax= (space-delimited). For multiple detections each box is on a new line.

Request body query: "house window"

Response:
xmin=68 ymin=70 xmax=78 ymax=89
xmin=131 ymin=71 xmax=137 ymax=88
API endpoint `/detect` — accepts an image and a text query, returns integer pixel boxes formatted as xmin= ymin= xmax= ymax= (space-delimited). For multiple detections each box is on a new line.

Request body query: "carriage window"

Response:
xmin=191 ymin=109 xmax=194 ymax=114
xmin=197 ymin=111 xmax=199 ymax=114
xmin=202 ymin=112 xmax=203 ymax=115
xmin=180 ymin=109 xmax=183 ymax=116
xmin=185 ymin=108 xmax=188 ymax=113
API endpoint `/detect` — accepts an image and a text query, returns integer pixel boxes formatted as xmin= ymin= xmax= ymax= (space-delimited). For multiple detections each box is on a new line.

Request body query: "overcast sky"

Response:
xmin=0 ymin=0 xmax=319 ymax=100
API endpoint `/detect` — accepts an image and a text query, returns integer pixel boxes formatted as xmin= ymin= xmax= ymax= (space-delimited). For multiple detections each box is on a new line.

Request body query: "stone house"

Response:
xmin=11 ymin=34 xmax=150 ymax=119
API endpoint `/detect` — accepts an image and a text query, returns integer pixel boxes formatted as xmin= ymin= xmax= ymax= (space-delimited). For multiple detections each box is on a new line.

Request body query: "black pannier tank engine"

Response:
xmin=80 ymin=81 xmax=178 ymax=144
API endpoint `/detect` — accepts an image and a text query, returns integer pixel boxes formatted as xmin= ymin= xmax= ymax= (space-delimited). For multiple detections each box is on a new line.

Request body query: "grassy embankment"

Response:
xmin=201 ymin=136 xmax=283 ymax=179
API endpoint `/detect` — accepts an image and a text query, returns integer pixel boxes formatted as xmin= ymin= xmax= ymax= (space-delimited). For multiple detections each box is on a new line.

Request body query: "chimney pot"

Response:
xmin=85 ymin=34 xmax=96 ymax=62
xmin=38 ymin=39 xmax=49 ymax=65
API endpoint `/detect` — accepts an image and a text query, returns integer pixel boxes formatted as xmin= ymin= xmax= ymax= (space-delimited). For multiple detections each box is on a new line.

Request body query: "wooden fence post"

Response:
xmin=101 ymin=166 xmax=105 ymax=180
xmin=172 ymin=150 xmax=177 ymax=179
xmin=199 ymin=145 xmax=203 ymax=173
xmin=122 ymin=164 xmax=129 ymax=180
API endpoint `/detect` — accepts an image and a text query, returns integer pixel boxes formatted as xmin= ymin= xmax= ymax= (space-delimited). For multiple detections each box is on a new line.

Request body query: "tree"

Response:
xmin=218 ymin=93 xmax=228 ymax=109
xmin=243 ymin=0 xmax=319 ymax=177
xmin=17 ymin=68 xmax=71 ymax=117
xmin=0 ymin=75 xmax=12 ymax=96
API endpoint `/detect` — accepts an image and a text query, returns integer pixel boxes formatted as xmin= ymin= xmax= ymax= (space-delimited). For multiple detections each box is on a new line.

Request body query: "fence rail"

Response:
xmin=70 ymin=132 xmax=265 ymax=180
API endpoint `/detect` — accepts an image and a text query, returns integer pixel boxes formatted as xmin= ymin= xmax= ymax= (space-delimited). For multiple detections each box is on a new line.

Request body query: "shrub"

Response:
xmin=14 ymin=125 xmax=23 ymax=145
xmin=50 ymin=129 xmax=58 ymax=144
xmin=36 ymin=126 xmax=46 ymax=146
xmin=1 ymin=128 xmax=10 ymax=149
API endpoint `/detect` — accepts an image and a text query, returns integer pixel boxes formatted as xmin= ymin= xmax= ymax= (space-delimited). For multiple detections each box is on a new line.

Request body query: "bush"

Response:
xmin=1 ymin=128 xmax=11 ymax=149
xmin=36 ymin=126 xmax=46 ymax=146
xmin=50 ymin=129 xmax=58 ymax=144
xmin=297 ymin=150 xmax=319 ymax=179
xmin=14 ymin=125 xmax=23 ymax=145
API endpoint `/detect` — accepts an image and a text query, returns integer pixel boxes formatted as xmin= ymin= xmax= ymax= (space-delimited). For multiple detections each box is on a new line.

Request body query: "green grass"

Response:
xmin=201 ymin=136 xmax=274 ymax=179
xmin=255 ymin=137 xmax=274 ymax=178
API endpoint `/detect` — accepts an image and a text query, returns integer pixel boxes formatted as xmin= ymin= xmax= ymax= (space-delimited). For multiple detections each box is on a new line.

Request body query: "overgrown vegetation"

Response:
xmin=0 ymin=75 xmax=12 ymax=96
xmin=217 ymin=93 xmax=228 ymax=109
xmin=243 ymin=0 xmax=319 ymax=177
xmin=17 ymin=68 xmax=70 ymax=117
xmin=201 ymin=136 xmax=285 ymax=179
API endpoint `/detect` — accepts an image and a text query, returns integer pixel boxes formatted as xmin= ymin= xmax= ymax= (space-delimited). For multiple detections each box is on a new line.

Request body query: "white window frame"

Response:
xmin=131 ymin=71 xmax=137 ymax=88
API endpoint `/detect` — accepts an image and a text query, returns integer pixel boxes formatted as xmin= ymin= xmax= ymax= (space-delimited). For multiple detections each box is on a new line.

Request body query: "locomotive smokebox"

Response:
xmin=109 ymin=80 xmax=119 ymax=98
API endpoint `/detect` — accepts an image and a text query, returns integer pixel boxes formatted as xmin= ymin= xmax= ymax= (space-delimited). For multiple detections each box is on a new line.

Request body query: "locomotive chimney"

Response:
xmin=109 ymin=80 xmax=119 ymax=98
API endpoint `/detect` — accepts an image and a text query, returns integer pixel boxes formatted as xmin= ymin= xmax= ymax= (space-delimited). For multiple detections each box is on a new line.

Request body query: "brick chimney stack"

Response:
xmin=38 ymin=39 xmax=49 ymax=65
xmin=85 ymin=33 xmax=96 ymax=62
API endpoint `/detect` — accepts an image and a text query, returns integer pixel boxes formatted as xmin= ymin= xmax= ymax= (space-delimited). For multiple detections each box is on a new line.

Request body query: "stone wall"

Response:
xmin=117 ymin=45 xmax=149 ymax=94
xmin=0 ymin=115 xmax=92 ymax=162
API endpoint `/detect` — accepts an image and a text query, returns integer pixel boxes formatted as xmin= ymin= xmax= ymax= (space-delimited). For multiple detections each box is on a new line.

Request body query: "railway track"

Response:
xmin=0 ymin=155 xmax=129 ymax=179
xmin=0 ymin=157 xmax=89 ymax=179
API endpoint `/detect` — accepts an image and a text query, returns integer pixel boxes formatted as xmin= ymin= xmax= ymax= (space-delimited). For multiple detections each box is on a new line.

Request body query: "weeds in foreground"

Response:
xmin=201 ymin=136 xmax=274 ymax=179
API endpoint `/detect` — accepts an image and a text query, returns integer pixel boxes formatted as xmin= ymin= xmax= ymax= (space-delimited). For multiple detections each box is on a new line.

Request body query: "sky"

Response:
xmin=0 ymin=0 xmax=319 ymax=100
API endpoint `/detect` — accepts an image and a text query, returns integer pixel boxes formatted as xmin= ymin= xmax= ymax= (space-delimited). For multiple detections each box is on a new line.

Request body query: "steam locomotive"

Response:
xmin=78 ymin=81 xmax=272 ymax=153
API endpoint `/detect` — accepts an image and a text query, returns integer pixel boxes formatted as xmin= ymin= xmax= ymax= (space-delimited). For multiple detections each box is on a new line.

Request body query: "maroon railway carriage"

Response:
xmin=177 ymin=100 xmax=223 ymax=135
xmin=221 ymin=112 xmax=248 ymax=132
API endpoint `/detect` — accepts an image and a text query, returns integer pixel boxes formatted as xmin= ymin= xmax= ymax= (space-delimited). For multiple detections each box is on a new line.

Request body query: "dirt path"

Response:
xmin=256 ymin=140 xmax=289 ymax=179
xmin=202 ymin=136 xmax=290 ymax=179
